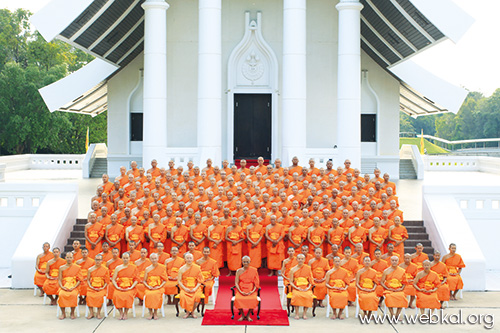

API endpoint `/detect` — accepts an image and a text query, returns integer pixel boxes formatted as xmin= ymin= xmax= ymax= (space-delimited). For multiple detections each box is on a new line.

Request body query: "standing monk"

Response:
xmin=112 ymin=252 xmax=138 ymax=320
xmin=207 ymin=217 xmax=224 ymax=268
xmin=76 ymin=248 xmax=94 ymax=305
xmin=85 ymin=213 xmax=104 ymax=258
xmin=196 ymin=247 xmax=220 ymax=304
xmin=143 ymin=253 xmax=168 ymax=320
xmin=245 ymin=215 xmax=264 ymax=269
xmin=325 ymin=256 xmax=350 ymax=320
xmin=387 ymin=217 xmax=408 ymax=257
xmin=134 ymin=248 xmax=151 ymax=304
xmin=34 ymin=242 xmax=54 ymax=296
xmin=289 ymin=254 xmax=314 ymax=320
xmin=265 ymin=215 xmax=285 ymax=276
xmin=442 ymin=243 xmax=465 ymax=300
xmin=171 ymin=218 xmax=189 ymax=255
xmin=43 ymin=247 xmax=65 ymax=305
xmin=86 ymin=254 xmax=109 ymax=319
xmin=190 ymin=214 xmax=207 ymax=251
xmin=410 ymin=243 xmax=429 ymax=270
xmin=234 ymin=256 xmax=260 ymax=322
xmin=225 ymin=218 xmax=244 ymax=276
xmin=380 ymin=256 xmax=407 ymax=320
xmin=126 ymin=216 xmax=144 ymax=250
xmin=178 ymin=253 xmax=204 ymax=319
xmin=105 ymin=214 xmax=124 ymax=254
xmin=57 ymin=252 xmax=82 ymax=320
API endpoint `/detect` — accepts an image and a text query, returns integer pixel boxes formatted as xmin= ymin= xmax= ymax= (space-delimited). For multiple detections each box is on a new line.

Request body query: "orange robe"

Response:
xmin=144 ymin=264 xmax=168 ymax=309
xmin=113 ymin=264 xmax=138 ymax=309
xmin=327 ymin=227 xmax=344 ymax=254
xmin=234 ymin=266 xmax=260 ymax=310
xmin=87 ymin=266 xmax=109 ymax=308
xmin=172 ymin=225 xmax=189 ymax=255
xmin=226 ymin=226 xmax=244 ymax=271
xmin=291 ymin=265 xmax=314 ymax=307
xmin=246 ymin=224 xmax=264 ymax=268
xmin=415 ymin=271 xmax=441 ymax=309
xmin=107 ymin=224 xmax=125 ymax=253
xmin=383 ymin=267 xmax=408 ymax=308
xmin=327 ymin=267 xmax=350 ymax=309
xmin=42 ymin=258 xmax=65 ymax=296
xmin=369 ymin=227 xmax=387 ymax=259
xmin=77 ymin=258 xmax=95 ymax=296
xmin=58 ymin=264 xmax=82 ymax=308
xmin=372 ymin=260 xmax=389 ymax=297
xmin=288 ymin=226 xmax=306 ymax=250
xmin=127 ymin=225 xmax=144 ymax=250
xmin=282 ymin=257 xmax=298 ymax=287
xmin=266 ymin=224 xmax=285 ymax=270
xmin=402 ymin=263 xmax=419 ymax=297
xmin=357 ymin=268 xmax=379 ymax=311
xmin=149 ymin=223 xmax=167 ymax=253
xmin=86 ymin=223 xmax=104 ymax=258
xmin=308 ymin=227 xmax=325 ymax=253
xmin=191 ymin=224 xmax=208 ymax=251
xmin=106 ymin=258 xmax=123 ymax=302
xmin=208 ymin=225 xmax=225 ymax=268
xmin=310 ymin=257 xmax=330 ymax=300
xmin=34 ymin=252 xmax=54 ymax=287
xmin=431 ymin=262 xmax=450 ymax=301
xmin=199 ymin=258 xmax=220 ymax=304
xmin=349 ymin=226 xmax=367 ymax=247
xmin=444 ymin=254 xmax=465 ymax=291
xmin=412 ymin=253 xmax=429 ymax=270
xmin=164 ymin=257 xmax=185 ymax=295
xmin=135 ymin=259 xmax=151 ymax=300
xmin=389 ymin=226 xmax=408 ymax=257
xmin=179 ymin=264 xmax=204 ymax=312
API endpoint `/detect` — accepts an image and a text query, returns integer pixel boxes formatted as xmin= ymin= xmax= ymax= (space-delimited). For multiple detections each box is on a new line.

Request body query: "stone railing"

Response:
xmin=399 ymin=144 xmax=424 ymax=179
xmin=82 ymin=143 xmax=108 ymax=178
xmin=0 ymin=154 xmax=84 ymax=172
xmin=423 ymin=155 xmax=500 ymax=174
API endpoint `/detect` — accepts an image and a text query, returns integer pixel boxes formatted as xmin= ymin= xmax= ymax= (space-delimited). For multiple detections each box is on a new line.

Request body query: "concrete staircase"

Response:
xmin=90 ymin=158 xmax=107 ymax=178
xmin=399 ymin=159 xmax=417 ymax=179
xmin=64 ymin=218 xmax=87 ymax=253
xmin=404 ymin=220 xmax=433 ymax=256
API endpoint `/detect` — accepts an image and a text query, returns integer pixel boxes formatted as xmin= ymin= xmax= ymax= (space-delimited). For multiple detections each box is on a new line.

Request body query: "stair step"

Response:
xmin=71 ymin=231 xmax=85 ymax=238
xmin=403 ymin=220 xmax=423 ymax=226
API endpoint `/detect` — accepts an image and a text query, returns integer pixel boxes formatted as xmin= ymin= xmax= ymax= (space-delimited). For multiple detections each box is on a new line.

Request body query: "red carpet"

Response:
xmin=202 ymin=271 xmax=289 ymax=326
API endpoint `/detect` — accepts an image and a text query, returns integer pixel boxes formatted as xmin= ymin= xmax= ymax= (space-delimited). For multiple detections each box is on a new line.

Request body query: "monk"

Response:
xmin=356 ymin=256 xmax=379 ymax=319
xmin=112 ymin=252 xmax=138 ymax=320
xmin=326 ymin=219 xmax=344 ymax=254
xmin=289 ymin=253 xmax=314 ymax=320
xmin=281 ymin=247 xmax=298 ymax=288
xmin=340 ymin=247 xmax=358 ymax=304
xmin=43 ymin=247 xmax=65 ymax=305
xmin=86 ymin=254 xmax=109 ymax=319
xmin=225 ymin=217 xmax=244 ymax=276
xmin=134 ymin=248 xmax=151 ymax=304
xmin=171 ymin=218 xmax=189 ymax=255
xmin=105 ymin=214 xmax=124 ymax=254
xmin=430 ymin=250 xmax=450 ymax=307
xmin=410 ymin=243 xmax=429 ymax=270
xmin=207 ymin=217 xmax=224 ymax=268
xmin=196 ymin=247 xmax=220 ymax=305
xmin=106 ymin=248 xmax=123 ymax=306
xmin=34 ymin=242 xmax=54 ymax=296
xmin=148 ymin=214 xmax=167 ymax=254
xmin=380 ymin=256 xmax=407 ymax=320
xmin=413 ymin=260 xmax=441 ymax=314
xmin=368 ymin=218 xmax=386 ymax=259
xmin=325 ymin=256 xmax=350 ymax=320
xmin=265 ymin=215 xmax=286 ymax=276
xmin=76 ymin=248 xmax=94 ymax=305
xmin=178 ymin=253 xmax=204 ymax=319
xmin=387 ymin=217 xmax=408 ymax=257
xmin=190 ymin=213 xmax=207 ymax=251
xmin=164 ymin=247 xmax=185 ymax=304
xmin=307 ymin=217 xmax=325 ymax=253
xmin=309 ymin=248 xmax=330 ymax=307
xmin=186 ymin=241 xmax=203 ymax=262
xmin=85 ymin=213 xmax=104 ymax=258
xmin=57 ymin=252 xmax=82 ymax=320
xmin=143 ymin=253 xmax=168 ymax=320
xmin=245 ymin=215 xmax=264 ymax=269
xmin=288 ymin=217 xmax=307 ymax=250
xmin=125 ymin=216 xmax=144 ymax=250
xmin=400 ymin=253 xmax=418 ymax=309
xmin=72 ymin=240 xmax=83 ymax=262
xmin=234 ymin=256 xmax=260 ymax=322
xmin=442 ymin=243 xmax=465 ymax=300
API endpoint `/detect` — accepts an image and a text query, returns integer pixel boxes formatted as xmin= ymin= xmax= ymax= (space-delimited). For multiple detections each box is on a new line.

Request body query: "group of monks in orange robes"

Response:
xmin=34 ymin=157 xmax=465 ymax=320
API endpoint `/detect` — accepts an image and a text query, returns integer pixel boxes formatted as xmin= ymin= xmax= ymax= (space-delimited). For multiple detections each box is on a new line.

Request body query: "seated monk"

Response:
xmin=112 ymin=252 xmax=138 ymax=320
xmin=143 ymin=253 xmax=168 ymax=320
xmin=34 ymin=242 xmax=54 ymax=297
xmin=135 ymin=248 xmax=151 ymax=305
xmin=234 ymin=256 xmax=260 ymax=322
xmin=43 ymin=247 xmax=65 ymax=305
xmin=196 ymin=247 xmax=220 ymax=305
xmin=325 ymin=256 xmax=350 ymax=320
xmin=356 ymin=256 xmax=379 ymax=319
xmin=400 ymin=253 xmax=418 ymax=309
xmin=164 ymin=247 xmax=185 ymax=304
xmin=86 ymin=254 xmax=109 ymax=319
xmin=430 ymin=250 xmax=450 ymax=307
xmin=177 ymin=253 xmax=204 ymax=319
xmin=413 ymin=260 xmax=441 ymax=314
xmin=57 ymin=252 xmax=82 ymax=320
xmin=289 ymin=253 xmax=314 ymax=320
xmin=76 ymin=248 xmax=94 ymax=305
xmin=442 ymin=243 xmax=465 ymax=301
xmin=410 ymin=243 xmax=429 ymax=270
xmin=281 ymin=247 xmax=298 ymax=288
xmin=380 ymin=256 xmax=408 ymax=321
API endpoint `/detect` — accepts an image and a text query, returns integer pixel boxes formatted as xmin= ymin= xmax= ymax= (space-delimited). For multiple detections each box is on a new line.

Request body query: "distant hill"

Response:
xmin=399 ymin=138 xmax=449 ymax=155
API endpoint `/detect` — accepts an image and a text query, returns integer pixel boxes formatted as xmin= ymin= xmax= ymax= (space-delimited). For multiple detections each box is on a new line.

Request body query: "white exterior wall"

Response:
xmin=106 ymin=0 xmax=400 ymax=174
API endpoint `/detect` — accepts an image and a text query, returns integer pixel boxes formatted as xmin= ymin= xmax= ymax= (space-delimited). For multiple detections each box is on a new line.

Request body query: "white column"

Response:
xmin=336 ymin=0 xmax=363 ymax=168
xmin=282 ymin=0 xmax=307 ymax=167
xmin=142 ymin=0 xmax=169 ymax=167
xmin=197 ymin=0 xmax=222 ymax=166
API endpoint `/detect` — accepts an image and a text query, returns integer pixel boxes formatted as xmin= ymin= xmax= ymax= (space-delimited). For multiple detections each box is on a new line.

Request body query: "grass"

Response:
xmin=399 ymin=138 xmax=449 ymax=155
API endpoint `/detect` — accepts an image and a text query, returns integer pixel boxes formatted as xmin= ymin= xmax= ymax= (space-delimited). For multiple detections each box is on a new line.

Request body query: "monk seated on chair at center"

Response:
xmin=234 ymin=255 xmax=260 ymax=322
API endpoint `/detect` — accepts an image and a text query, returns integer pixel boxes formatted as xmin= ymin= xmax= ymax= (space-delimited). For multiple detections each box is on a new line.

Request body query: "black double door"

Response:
xmin=233 ymin=94 xmax=271 ymax=160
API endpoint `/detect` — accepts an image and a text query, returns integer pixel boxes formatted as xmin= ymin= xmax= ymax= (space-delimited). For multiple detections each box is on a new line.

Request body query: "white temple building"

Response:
xmin=32 ymin=0 xmax=472 ymax=178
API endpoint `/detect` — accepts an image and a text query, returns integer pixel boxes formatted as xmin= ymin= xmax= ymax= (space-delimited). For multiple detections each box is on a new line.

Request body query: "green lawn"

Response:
xmin=399 ymin=138 xmax=449 ymax=154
